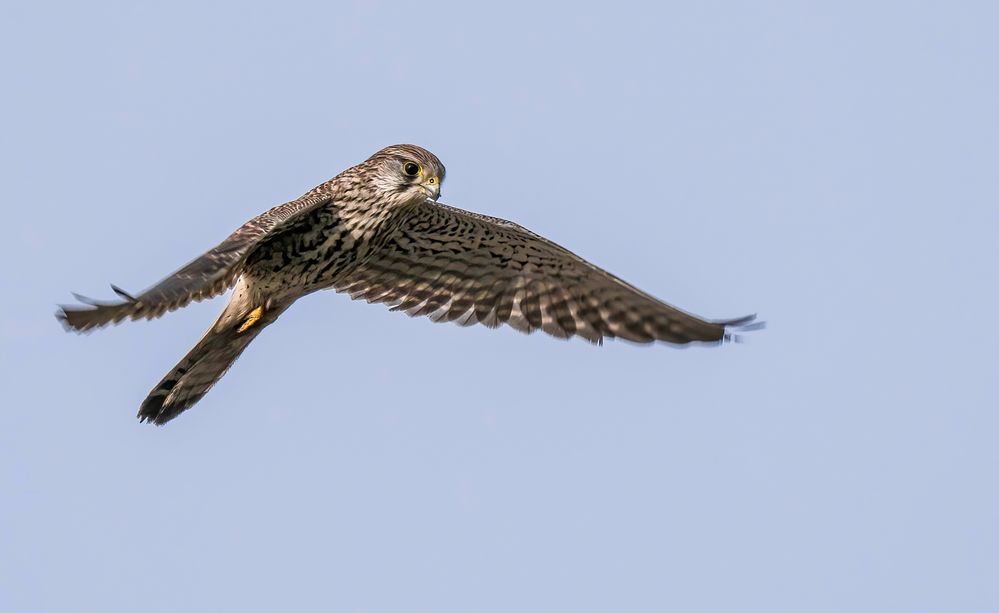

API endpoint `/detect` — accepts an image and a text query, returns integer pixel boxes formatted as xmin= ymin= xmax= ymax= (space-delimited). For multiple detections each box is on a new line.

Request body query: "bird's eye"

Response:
xmin=403 ymin=162 xmax=421 ymax=177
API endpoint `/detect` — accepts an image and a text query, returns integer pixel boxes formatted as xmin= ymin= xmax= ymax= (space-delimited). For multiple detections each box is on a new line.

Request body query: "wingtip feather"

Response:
xmin=720 ymin=313 xmax=765 ymax=343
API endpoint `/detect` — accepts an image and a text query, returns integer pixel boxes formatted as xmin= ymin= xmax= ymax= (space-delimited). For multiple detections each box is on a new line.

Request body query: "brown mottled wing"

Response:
xmin=58 ymin=192 xmax=331 ymax=332
xmin=336 ymin=201 xmax=756 ymax=345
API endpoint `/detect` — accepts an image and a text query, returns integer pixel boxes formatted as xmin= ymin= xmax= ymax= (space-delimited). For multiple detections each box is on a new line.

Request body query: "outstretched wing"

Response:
xmin=336 ymin=200 xmax=757 ymax=345
xmin=58 ymin=192 xmax=332 ymax=332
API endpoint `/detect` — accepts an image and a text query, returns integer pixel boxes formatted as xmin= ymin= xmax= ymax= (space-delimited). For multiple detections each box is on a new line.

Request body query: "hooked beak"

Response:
xmin=422 ymin=178 xmax=441 ymax=201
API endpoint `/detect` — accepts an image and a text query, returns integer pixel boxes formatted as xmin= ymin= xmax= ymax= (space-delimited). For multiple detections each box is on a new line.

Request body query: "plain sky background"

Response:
xmin=2 ymin=1 xmax=997 ymax=611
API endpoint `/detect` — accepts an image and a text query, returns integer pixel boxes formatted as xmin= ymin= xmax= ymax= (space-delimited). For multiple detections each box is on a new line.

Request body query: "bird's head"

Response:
xmin=365 ymin=144 xmax=446 ymax=203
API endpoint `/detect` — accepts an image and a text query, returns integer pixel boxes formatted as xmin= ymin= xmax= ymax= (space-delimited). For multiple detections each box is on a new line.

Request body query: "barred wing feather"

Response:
xmin=337 ymin=201 xmax=756 ymax=345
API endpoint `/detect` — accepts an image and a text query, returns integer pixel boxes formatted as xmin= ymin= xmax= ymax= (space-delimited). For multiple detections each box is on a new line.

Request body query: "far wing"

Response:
xmin=58 ymin=192 xmax=332 ymax=332
xmin=336 ymin=200 xmax=756 ymax=345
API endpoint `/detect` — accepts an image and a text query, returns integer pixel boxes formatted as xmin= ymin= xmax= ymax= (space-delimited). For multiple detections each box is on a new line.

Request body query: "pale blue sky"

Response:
xmin=2 ymin=1 xmax=997 ymax=612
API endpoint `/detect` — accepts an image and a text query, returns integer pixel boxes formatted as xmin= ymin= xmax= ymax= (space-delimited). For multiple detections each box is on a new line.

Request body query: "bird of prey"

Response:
xmin=58 ymin=144 xmax=758 ymax=425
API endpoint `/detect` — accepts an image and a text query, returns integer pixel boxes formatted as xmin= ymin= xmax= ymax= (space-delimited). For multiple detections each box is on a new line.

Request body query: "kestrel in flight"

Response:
xmin=58 ymin=144 xmax=759 ymax=425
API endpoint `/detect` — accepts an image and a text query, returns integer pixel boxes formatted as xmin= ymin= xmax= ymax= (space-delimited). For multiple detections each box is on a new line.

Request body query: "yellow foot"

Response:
xmin=237 ymin=306 xmax=264 ymax=333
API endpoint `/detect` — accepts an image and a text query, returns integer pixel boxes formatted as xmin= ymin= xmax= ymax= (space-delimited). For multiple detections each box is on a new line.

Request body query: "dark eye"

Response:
xmin=403 ymin=162 xmax=421 ymax=176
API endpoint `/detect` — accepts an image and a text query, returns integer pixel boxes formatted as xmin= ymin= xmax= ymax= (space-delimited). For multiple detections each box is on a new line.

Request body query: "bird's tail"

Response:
xmin=138 ymin=288 xmax=288 ymax=425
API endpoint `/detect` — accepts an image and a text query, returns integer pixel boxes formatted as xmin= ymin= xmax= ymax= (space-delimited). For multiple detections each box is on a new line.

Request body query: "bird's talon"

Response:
xmin=237 ymin=306 xmax=264 ymax=333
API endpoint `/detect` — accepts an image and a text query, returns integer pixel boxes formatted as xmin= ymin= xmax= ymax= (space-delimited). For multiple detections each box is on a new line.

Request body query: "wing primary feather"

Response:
xmin=111 ymin=285 xmax=138 ymax=302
